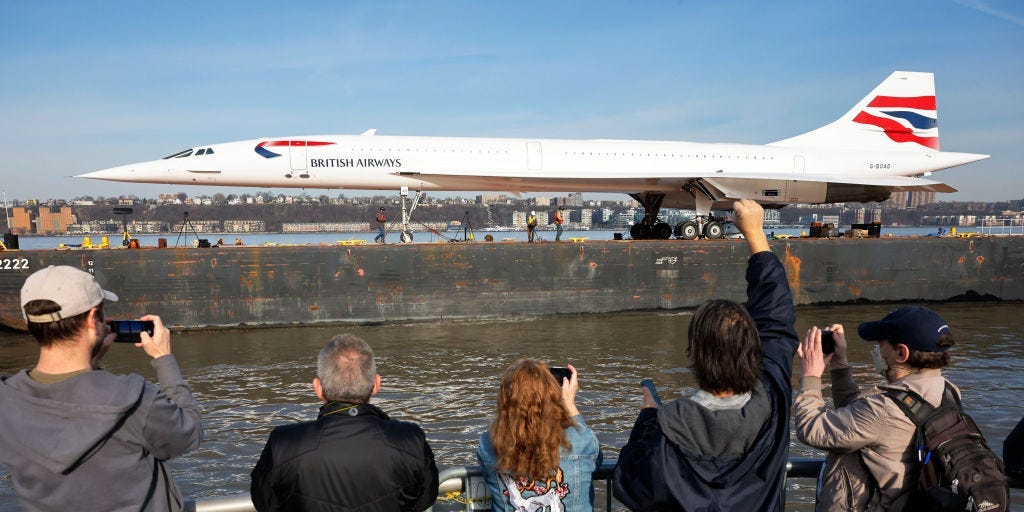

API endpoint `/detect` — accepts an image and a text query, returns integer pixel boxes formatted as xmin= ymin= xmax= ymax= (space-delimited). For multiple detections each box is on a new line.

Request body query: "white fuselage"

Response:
xmin=81 ymin=134 xmax=983 ymax=210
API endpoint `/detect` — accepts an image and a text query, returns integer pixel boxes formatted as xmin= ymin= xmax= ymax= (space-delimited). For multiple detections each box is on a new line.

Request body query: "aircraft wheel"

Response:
xmin=676 ymin=221 xmax=699 ymax=240
xmin=630 ymin=224 xmax=647 ymax=240
xmin=653 ymin=222 xmax=673 ymax=239
xmin=704 ymin=221 xmax=724 ymax=239
xmin=400 ymin=231 xmax=413 ymax=243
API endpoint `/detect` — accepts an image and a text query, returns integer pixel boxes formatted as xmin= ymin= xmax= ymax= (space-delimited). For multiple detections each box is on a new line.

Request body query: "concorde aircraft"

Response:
xmin=78 ymin=71 xmax=987 ymax=240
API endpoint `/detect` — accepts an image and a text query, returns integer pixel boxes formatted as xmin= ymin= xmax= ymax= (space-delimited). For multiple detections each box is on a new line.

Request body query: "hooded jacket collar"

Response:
xmin=0 ymin=369 xmax=146 ymax=474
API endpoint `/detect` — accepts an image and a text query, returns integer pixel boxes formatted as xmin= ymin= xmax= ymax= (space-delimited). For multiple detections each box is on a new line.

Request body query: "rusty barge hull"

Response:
xmin=2 ymin=238 xmax=1022 ymax=331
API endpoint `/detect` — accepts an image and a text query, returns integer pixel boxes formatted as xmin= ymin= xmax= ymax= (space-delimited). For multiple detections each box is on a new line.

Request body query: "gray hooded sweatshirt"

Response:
xmin=0 ymin=355 xmax=202 ymax=512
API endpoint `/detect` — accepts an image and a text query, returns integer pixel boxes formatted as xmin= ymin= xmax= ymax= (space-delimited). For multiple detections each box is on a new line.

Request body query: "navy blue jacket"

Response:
xmin=612 ymin=251 xmax=798 ymax=511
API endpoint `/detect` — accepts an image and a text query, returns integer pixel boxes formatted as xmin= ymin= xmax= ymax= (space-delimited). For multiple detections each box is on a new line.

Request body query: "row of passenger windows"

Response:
xmin=563 ymin=152 xmax=774 ymax=160
xmin=351 ymin=147 xmax=512 ymax=155
xmin=162 ymin=148 xmax=215 ymax=159
xmin=162 ymin=145 xmax=771 ymax=160
xmin=340 ymin=147 xmax=774 ymax=160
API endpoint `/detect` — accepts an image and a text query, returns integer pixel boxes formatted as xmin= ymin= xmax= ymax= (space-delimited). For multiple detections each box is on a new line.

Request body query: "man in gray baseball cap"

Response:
xmin=0 ymin=265 xmax=202 ymax=512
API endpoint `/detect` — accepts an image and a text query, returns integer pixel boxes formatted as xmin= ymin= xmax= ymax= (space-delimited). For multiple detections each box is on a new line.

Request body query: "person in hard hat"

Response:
xmin=526 ymin=211 xmax=538 ymax=243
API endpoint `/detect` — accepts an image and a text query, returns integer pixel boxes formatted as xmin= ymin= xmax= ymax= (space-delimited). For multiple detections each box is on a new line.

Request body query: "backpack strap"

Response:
xmin=884 ymin=380 xmax=961 ymax=425
xmin=884 ymin=380 xmax=961 ymax=464
xmin=884 ymin=386 xmax=936 ymax=467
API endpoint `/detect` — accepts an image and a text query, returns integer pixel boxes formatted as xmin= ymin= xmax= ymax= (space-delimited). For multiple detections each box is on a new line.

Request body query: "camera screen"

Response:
xmin=110 ymin=320 xmax=155 ymax=343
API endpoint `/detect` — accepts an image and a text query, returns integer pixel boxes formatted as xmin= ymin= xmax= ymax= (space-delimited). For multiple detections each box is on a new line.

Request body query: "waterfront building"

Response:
xmin=224 ymin=220 xmax=266 ymax=232
xmin=10 ymin=207 xmax=34 ymax=234
xmin=512 ymin=211 xmax=528 ymax=230
xmin=37 ymin=206 xmax=76 ymax=235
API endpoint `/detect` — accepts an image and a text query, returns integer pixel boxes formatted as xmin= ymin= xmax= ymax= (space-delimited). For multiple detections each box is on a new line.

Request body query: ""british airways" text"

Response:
xmin=310 ymin=158 xmax=402 ymax=168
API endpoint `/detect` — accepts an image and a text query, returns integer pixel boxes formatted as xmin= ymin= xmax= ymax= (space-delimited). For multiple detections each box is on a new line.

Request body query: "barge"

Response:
xmin=2 ymin=237 xmax=1023 ymax=331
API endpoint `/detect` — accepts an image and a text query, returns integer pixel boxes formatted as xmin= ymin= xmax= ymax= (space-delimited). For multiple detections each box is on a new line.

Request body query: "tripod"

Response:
xmin=174 ymin=211 xmax=202 ymax=247
xmin=113 ymin=207 xmax=134 ymax=246
xmin=455 ymin=210 xmax=475 ymax=242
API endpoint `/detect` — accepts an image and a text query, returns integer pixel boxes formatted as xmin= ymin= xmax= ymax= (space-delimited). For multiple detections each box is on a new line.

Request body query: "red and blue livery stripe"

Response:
xmin=854 ymin=96 xmax=939 ymax=149
xmin=255 ymin=140 xmax=335 ymax=158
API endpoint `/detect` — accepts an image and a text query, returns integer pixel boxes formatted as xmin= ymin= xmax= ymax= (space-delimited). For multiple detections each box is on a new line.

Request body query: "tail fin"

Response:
xmin=771 ymin=71 xmax=939 ymax=151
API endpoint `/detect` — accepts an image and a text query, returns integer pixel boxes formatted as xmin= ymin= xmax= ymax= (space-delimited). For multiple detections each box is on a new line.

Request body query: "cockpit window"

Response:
xmin=205 ymin=148 xmax=214 ymax=155
xmin=196 ymin=149 xmax=207 ymax=155
xmin=163 ymin=149 xmax=194 ymax=159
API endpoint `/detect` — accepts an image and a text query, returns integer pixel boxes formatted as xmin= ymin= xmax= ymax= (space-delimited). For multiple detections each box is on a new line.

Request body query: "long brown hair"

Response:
xmin=489 ymin=359 xmax=574 ymax=478
xmin=687 ymin=299 xmax=762 ymax=394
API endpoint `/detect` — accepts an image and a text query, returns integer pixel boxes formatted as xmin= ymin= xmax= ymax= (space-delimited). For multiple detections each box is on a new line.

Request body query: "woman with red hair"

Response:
xmin=477 ymin=359 xmax=603 ymax=512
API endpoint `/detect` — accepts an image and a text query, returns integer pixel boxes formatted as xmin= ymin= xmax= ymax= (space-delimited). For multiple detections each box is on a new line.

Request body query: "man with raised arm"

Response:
xmin=251 ymin=334 xmax=438 ymax=511
xmin=0 ymin=265 xmax=202 ymax=512
xmin=613 ymin=200 xmax=799 ymax=511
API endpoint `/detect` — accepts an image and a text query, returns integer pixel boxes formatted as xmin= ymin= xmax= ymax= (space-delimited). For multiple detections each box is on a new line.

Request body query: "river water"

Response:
xmin=2 ymin=302 xmax=1022 ymax=510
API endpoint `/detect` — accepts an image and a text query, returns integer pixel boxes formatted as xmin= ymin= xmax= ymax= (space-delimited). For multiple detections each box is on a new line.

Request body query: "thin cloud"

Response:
xmin=953 ymin=0 xmax=1024 ymax=27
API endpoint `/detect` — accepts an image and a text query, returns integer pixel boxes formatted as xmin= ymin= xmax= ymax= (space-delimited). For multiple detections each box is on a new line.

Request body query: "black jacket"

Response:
xmin=251 ymin=401 xmax=438 ymax=512
xmin=612 ymin=251 xmax=799 ymax=511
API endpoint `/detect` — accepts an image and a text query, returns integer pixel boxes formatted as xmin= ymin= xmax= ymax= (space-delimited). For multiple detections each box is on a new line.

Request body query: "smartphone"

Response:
xmin=820 ymin=328 xmax=835 ymax=355
xmin=640 ymin=378 xmax=662 ymax=405
xmin=550 ymin=367 xmax=572 ymax=384
xmin=110 ymin=320 xmax=155 ymax=343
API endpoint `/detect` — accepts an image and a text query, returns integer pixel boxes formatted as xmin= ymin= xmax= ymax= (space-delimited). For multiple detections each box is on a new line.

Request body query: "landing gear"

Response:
xmin=675 ymin=221 xmax=699 ymax=240
xmin=397 ymin=187 xmax=423 ymax=244
xmin=672 ymin=216 xmax=727 ymax=240
xmin=628 ymin=192 xmax=673 ymax=240
xmin=629 ymin=222 xmax=673 ymax=240
xmin=704 ymin=220 xmax=724 ymax=239
xmin=629 ymin=187 xmax=730 ymax=240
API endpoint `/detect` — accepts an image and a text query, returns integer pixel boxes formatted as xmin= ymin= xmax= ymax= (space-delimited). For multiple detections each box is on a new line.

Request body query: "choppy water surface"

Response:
xmin=2 ymin=303 xmax=1022 ymax=510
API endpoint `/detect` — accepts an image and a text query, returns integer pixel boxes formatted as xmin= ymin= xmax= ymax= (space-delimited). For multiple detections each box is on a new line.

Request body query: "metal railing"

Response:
xmin=185 ymin=459 xmax=1022 ymax=512
xmin=184 ymin=458 xmax=825 ymax=512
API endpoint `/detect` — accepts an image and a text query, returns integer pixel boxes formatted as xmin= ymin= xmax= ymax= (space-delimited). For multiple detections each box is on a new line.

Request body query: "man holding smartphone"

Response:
xmin=0 ymin=265 xmax=202 ymax=512
xmin=613 ymin=200 xmax=800 ymax=511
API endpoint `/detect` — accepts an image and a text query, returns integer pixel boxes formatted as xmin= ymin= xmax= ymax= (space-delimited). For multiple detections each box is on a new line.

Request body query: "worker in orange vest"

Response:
xmin=374 ymin=207 xmax=387 ymax=244
xmin=554 ymin=206 xmax=565 ymax=242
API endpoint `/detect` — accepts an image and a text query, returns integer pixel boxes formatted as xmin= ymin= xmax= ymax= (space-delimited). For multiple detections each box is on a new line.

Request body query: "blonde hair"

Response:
xmin=488 ymin=359 xmax=574 ymax=478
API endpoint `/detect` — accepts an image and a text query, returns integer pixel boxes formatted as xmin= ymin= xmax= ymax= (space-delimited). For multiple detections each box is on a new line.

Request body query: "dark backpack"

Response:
xmin=885 ymin=382 xmax=1009 ymax=512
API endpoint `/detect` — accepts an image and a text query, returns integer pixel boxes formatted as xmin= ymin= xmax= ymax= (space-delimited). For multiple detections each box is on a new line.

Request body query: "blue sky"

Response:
xmin=1 ymin=1 xmax=1021 ymax=203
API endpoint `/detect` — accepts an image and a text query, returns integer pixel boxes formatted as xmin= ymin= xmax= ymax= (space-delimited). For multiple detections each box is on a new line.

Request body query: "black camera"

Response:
xmin=109 ymin=320 xmax=155 ymax=343
xmin=820 ymin=328 xmax=835 ymax=355
xmin=549 ymin=367 xmax=572 ymax=384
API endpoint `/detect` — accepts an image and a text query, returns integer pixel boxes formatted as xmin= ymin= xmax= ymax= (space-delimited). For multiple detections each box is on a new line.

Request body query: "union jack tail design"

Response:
xmin=771 ymin=71 xmax=940 ymax=152
xmin=853 ymin=94 xmax=938 ymax=149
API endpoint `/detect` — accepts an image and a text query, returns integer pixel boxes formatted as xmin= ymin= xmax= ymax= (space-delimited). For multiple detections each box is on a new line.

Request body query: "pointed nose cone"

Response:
xmin=76 ymin=163 xmax=147 ymax=182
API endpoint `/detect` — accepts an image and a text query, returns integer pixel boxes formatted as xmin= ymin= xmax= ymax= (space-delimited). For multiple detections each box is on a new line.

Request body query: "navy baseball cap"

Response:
xmin=858 ymin=306 xmax=952 ymax=352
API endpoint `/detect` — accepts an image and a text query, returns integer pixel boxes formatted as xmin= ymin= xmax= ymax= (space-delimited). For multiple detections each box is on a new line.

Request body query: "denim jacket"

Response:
xmin=478 ymin=414 xmax=603 ymax=512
